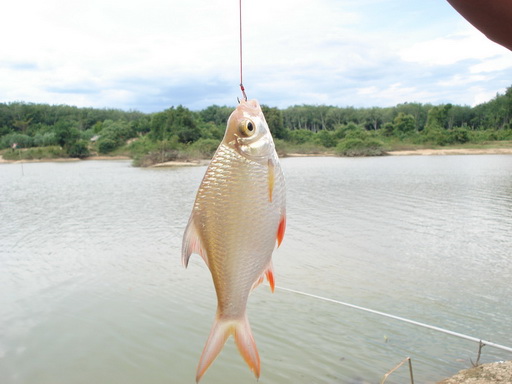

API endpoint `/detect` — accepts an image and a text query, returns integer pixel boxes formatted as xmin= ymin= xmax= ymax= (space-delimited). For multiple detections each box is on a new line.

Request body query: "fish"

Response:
xmin=182 ymin=99 xmax=286 ymax=382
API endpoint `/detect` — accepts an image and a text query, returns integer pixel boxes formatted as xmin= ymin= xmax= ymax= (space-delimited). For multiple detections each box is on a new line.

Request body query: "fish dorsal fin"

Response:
xmin=181 ymin=215 xmax=209 ymax=268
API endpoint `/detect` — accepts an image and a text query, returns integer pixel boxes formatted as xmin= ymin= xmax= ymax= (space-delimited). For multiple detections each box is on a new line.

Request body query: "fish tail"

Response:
xmin=196 ymin=313 xmax=260 ymax=382
xmin=234 ymin=314 xmax=260 ymax=379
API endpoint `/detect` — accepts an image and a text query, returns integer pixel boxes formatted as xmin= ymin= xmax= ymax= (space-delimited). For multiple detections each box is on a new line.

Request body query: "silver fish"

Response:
xmin=182 ymin=99 xmax=286 ymax=382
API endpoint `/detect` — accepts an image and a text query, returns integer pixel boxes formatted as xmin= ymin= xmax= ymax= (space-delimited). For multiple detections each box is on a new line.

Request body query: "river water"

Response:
xmin=1 ymin=155 xmax=511 ymax=384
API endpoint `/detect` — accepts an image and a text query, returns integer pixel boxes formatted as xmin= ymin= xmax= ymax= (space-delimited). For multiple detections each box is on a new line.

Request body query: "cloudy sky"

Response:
xmin=1 ymin=0 xmax=511 ymax=113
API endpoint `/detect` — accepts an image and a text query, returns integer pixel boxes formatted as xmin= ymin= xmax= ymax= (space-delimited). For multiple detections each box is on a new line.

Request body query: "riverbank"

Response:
xmin=438 ymin=360 xmax=512 ymax=383
xmin=0 ymin=155 xmax=130 ymax=164
xmin=2 ymin=147 xmax=512 ymax=165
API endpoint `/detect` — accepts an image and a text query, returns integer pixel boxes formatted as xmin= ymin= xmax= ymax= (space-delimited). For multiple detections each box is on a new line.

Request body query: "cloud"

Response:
xmin=1 ymin=0 xmax=511 ymax=112
xmin=399 ymin=28 xmax=510 ymax=65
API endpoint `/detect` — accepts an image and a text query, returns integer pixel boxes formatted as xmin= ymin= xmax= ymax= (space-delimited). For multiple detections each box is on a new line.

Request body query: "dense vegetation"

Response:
xmin=1 ymin=86 xmax=511 ymax=165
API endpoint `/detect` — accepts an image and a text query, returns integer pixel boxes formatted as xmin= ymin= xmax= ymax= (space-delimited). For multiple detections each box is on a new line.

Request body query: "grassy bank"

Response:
xmin=2 ymin=140 xmax=511 ymax=166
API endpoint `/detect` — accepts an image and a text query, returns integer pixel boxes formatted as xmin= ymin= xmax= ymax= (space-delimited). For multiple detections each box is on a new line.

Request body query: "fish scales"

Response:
xmin=196 ymin=145 xmax=282 ymax=311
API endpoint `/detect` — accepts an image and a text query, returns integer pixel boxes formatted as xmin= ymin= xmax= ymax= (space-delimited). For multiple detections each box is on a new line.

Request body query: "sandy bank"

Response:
xmin=151 ymin=159 xmax=209 ymax=167
xmin=388 ymin=148 xmax=512 ymax=156
xmin=84 ymin=155 xmax=130 ymax=161
xmin=2 ymin=147 xmax=511 ymax=165
xmin=285 ymin=153 xmax=337 ymax=157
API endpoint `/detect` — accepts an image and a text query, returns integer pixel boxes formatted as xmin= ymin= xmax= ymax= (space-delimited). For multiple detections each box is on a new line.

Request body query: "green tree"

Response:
xmin=171 ymin=106 xmax=201 ymax=143
xmin=393 ymin=112 xmax=416 ymax=135
xmin=149 ymin=112 xmax=168 ymax=141
xmin=288 ymin=129 xmax=314 ymax=144
xmin=199 ymin=105 xmax=233 ymax=126
xmin=54 ymin=121 xmax=80 ymax=149
xmin=314 ymin=129 xmax=337 ymax=147
xmin=261 ymin=105 xmax=287 ymax=139
xmin=67 ymin=140 xmax=90 ymax=158
xmin=98 ymin=139 xmax=118 ymax=154
xmin=425 ymin=106 xmax=444 ymax=132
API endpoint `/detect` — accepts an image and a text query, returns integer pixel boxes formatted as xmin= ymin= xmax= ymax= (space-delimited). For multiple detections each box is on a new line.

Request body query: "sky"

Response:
xmin=1 ymin=0 xmax=511 ymax=113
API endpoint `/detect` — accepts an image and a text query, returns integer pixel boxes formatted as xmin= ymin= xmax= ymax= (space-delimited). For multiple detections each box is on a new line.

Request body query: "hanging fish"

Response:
xmin=182 ymin=99 xmax=286 ymax=382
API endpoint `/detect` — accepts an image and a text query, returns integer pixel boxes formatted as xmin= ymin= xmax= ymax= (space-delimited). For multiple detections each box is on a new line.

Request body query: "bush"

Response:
xmin=314 ymin=130 xmax=337 ymax=148
xmin=450 ymin=128 xmax=470 ymax=144
xmin=336 ymin=138 xmax=386 ymax=156
xmin=1 ymin=133 xmax=34 ymax=149
xmin=288 ymin=129 xmax=315 ymax=144
xmin=67 ymin=140 xmax=90 ymax=158
xmin=274 ymin=139 xmax=290 ymax=157
xmin=190 ymin=138 xmax=220 ymax=157
xmin=127 ymin=135 xmax=158 ymax=156
xmin=333 ymin=123 xmax=364 ymax=140
xmin=33 ymin=132 xmax=58 ymax=147
xmin=98 ymin=138 xmax=118 ymax=154
xmin=420 ymin=128 xmax=448 ymax=146
xmin=1 ymin=146 xmax=67 ymax=160
xmin=132 ymin=149 xmax=180 ymax=167
xmin=131 ymin=138 xmax=182 ymax=167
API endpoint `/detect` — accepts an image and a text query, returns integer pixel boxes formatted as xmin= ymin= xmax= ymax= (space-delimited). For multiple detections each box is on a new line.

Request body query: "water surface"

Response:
xmin=1 ymin=156 xmax=511 ymax=383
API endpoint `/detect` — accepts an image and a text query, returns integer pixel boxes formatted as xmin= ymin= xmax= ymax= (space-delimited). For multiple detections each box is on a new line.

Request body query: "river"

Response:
xmin=1 ymin=155 xmax=511 ymax=384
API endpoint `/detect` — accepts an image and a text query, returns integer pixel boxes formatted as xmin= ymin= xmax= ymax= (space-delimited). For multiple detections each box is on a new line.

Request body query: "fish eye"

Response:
xmin=239 ymin=119 xmax=256 ymax=137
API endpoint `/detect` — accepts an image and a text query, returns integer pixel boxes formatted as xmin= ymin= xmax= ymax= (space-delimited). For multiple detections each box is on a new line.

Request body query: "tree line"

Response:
xmin=1 ymin=85 xmax=511 ymax=162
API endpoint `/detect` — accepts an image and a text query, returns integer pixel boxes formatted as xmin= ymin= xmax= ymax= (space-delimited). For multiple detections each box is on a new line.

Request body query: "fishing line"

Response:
xmin=239 ymin=0 xmax=247 ymax=101
xmin=275 ymin=285 xmax=512 ymax=354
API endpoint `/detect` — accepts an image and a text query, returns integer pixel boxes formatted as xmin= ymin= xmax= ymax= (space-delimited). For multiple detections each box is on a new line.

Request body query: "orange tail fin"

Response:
xmin=196 ymin=313 xmax=260 ymax=382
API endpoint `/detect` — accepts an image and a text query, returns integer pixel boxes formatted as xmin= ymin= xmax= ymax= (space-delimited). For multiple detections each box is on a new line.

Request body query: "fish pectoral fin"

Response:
xmin=196 ymin=314 xmax=260 ymax=382
xmin=181 ymin=216 xmax=208 ymax=268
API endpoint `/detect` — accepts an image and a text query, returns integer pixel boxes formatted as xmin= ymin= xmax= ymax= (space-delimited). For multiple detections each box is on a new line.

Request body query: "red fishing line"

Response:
xmin=239 ymin=0 xmax=247 ymax=101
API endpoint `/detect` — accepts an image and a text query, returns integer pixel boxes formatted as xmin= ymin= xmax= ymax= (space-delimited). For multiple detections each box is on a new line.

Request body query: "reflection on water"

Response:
xmin=1 ymin=156 xmax=511 ymax=383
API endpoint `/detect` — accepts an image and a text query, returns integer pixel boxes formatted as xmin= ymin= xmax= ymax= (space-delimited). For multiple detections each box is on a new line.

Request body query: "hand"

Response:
xmin=447 ymin=0 xmax=512 ymax=50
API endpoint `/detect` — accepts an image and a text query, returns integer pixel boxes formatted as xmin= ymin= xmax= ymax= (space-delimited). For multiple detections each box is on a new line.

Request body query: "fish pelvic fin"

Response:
xmin=265 ymin=262 xmax=275 ymax=293
xmin=181 ymin=215 xmax=208 ymax=268
xmin=276 ymin=212 xmax=286 ymax=248
xmin=251 ymin=261 xmax=275 ymax=293
xmin=196 ymin=313 xmax=260 ymax=382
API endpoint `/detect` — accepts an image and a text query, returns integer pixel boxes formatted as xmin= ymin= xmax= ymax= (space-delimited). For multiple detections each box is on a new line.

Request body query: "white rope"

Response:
xmin=276 ymin=285 xmax=512 ymax=354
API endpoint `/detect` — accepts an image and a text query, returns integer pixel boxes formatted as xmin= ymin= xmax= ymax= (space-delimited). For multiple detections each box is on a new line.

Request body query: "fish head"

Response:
xmin=223 ymin=99 xmax=275 ymax=161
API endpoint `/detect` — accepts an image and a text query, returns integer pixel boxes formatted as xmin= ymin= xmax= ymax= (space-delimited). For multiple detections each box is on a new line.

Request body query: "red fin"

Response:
xmin=276 ymin=214 xmax=286 ymax=248
xmin=251 ymin=262 xmax=275 ymax=292
xmin=251 ymin=275 xmax=265 ymax=291
xmin=196 ymin=313 xmax=259 ymax=382
xmin=265 ymin=263 xmax=275 ymax=293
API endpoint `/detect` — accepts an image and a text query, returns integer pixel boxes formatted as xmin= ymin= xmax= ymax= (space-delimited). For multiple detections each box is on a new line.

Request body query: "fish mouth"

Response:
xmin=237 ymin=98 xmax=261 ymax=113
